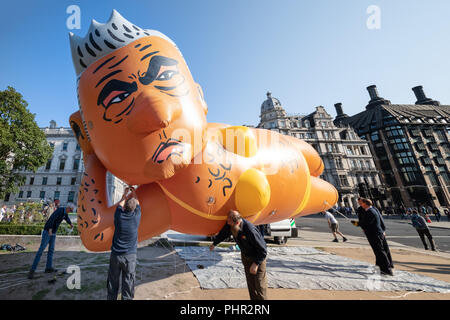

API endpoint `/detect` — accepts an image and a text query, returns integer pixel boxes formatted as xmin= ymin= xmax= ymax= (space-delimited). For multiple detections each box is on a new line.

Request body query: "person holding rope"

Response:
xmin=210 ymin=210 xmax=268 ymax=300
xmin=352 ymin=198 xmax=394 ymax=276
xmin=107 ymin=186 xmax=141 ymax=300
xmin=323 ymin=210 xmax=348 ymax=243
xmin=28 ymin=203 xmax=74 ymax=279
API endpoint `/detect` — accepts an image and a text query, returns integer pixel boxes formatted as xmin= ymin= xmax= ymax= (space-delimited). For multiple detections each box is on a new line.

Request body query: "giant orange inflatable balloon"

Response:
xmin=68 ymin=10 xmax=338 ymax=251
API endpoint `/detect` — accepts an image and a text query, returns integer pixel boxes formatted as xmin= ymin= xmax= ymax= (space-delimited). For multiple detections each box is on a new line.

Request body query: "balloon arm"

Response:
xmin=76 ymin=153 xmax=117 ymax=251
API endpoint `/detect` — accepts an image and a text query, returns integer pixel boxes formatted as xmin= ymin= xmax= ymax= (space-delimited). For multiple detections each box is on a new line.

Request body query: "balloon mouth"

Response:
xmin=151 ymin=138 xmax=186 ymax=164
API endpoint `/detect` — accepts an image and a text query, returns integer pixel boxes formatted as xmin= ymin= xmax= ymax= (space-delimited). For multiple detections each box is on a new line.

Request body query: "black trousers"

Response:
xmin=366 ymin=233 xmax=393 ymax=273
xmin=416 ymin=228 xmax=436 ymax=250
xmin=107 ymin=253 xmax=137 ymax=300
xmin=241 ymin=254 xmax=267 ymax=300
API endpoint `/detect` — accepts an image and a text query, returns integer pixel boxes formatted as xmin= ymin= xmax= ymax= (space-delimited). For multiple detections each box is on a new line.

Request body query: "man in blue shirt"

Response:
xmin=107 ymin=187 xmax=141 ymax=300
xmin=28 ymin=203 xmax=74 ymax=279
xmin=352 ymin=198 xmax=394 ymax=276
xmin=210 ymin=210 xmax=267 ymax=300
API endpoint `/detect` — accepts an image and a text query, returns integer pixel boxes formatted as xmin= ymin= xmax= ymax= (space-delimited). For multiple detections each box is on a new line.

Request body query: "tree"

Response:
xmin=0 ymin=86 xmax=53 ymax=200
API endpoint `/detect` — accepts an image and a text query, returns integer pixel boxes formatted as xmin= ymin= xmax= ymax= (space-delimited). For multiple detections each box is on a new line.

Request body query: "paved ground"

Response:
xmin=295 ymin=214 xmax=450 ymax=253
xmin=0 ymin=221 xmax=449 ymax=300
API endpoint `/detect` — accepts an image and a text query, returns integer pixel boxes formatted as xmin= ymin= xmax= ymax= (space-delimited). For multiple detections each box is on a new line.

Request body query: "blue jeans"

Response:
xmin=31 ymin=230 xmax=56 ymax=271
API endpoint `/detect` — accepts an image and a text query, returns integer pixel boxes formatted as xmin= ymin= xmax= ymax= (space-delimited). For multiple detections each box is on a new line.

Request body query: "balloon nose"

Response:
xmin=127 ymin=91 xmax=180 ymax=135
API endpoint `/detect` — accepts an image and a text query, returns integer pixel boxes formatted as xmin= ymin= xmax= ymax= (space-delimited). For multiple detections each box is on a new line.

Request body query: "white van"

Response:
xmin=263 ymin=218 xmax=297 ymax=244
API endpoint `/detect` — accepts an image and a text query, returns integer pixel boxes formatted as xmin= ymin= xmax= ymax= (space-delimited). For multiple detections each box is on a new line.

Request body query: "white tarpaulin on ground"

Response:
xmin=174 ymin=246 xmax=450 ymax=293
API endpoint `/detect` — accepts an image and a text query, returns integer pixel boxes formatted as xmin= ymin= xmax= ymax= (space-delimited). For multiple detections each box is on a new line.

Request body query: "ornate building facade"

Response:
xmin=257 ymin=92 xmax=384 ymax=210
xmin=2 ymin=121 xmax=126 ymax=207
xmin=336 ymin=85 xmax=450 ymax=208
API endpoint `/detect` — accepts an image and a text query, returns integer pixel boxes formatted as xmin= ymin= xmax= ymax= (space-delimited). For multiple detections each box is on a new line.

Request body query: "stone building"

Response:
xmin=336 ymin=85 xmax=450 ymax=208
xmin=258 ymin=92 xmax=384 ymax=210
xmin=2 ymin=121 xmax=126 ymax=208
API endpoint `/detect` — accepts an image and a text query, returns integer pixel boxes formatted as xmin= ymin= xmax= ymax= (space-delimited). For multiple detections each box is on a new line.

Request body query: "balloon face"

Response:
xmin=78 ymin=36 xmax=208 ymax=184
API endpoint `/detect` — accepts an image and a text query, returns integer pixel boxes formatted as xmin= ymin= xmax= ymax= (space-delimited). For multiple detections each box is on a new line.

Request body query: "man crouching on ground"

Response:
xmin=210 ymin=210 xmax=268 ymax=300
xmin=107 ymin=187 xmax=141 ymax=300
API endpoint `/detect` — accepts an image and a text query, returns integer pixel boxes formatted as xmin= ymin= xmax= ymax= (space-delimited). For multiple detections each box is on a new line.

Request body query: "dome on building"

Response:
xmin=261 ymin=91 xmax=283 ymax=113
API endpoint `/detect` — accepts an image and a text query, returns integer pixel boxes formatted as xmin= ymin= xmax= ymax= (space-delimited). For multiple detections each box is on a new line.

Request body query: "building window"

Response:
xmin=49 ymin=142 xmax=55 ymax=148
xmin=441 ymin=172 xmax=450 ymax=185
xmin=421 ymin=157 xmax=432 ymax=166
xmin=426 ymin=173 xmax=438 ymax=186
xmin=435 ymin=130 xmax=446 ymax=141
xmin=45 ymin=159 xmax=52 ymax=170
xmin=346 ymin=146 xmax=354 ymax=155
xmin=63 ymin=142 xmax=68 ymax=151
xmin=73 ymin=158 xmax=80 ymax=170
xmin=59 ymin=159 xmax=66 ymax=171
xmin=429 ymin=143 xmax=439 ymax=151
xmin=71 ymin=177 xmax=76 ymax=185
xmin=327 ymin=144 xmax=333 ymax=153
xmin=360 ymin=147 xmax=367 ymax=155
xmin=397 ymin=152 xmax=415 ymax=165
xmin=435 ymin=157 xmax=446 ymax=165
xmin=40 ymin=191 xmax=45 ymax=199
xmin=4 ymin=193 xmax=10 ymax=202
xmin=57 ymin=177 xmax=62 ymax=185
xmin=18 ymin=190 xmax=24 ymax=198
xmin=415 ymin=142 xmax=426 ymax=151
xmin=42 ymin=177 xmax=48 ymax=185
xmin=54 ymin=191 xmax=60 ymax=200
xmin=401 ymin=167 xmax=419 ymax=183
xmin=26 ymin=191 xmax=32 ymax=198
xmin=76 ymin=143 xmax=81 ymax=151
xmin=29 ymin=177 xmax=34 ymax=185
xmin=339 ymin=175 xmax=349 ymax=187
xmin=68 ymin=191 xmax=75 ymax=203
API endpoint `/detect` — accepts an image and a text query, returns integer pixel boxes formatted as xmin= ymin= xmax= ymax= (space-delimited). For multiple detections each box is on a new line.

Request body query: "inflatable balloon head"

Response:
xmin=69 ymin=10 xmax=339 ymax=252
xmin=70 ymin=10 xmax=207 ymax=184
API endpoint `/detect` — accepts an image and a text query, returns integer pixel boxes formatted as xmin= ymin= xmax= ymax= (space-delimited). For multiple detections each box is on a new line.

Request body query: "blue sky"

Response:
xmin=1 ymin=0 xmax=450 ymax=128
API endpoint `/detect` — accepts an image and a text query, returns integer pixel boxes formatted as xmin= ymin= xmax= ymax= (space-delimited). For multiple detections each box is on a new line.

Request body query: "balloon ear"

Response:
xmin=196 ymin=83 xmax=208 ymax=115
xmin=69 ymin=111 xmax=94 ymax=155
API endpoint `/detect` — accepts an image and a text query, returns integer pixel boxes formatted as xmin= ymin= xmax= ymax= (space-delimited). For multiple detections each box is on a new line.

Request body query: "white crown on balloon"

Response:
xmin=69 ymin=9 xmax=177 ymax=76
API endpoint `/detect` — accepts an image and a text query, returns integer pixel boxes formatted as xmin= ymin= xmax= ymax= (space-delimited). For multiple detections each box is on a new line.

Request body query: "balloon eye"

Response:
xmin=156 ymin=70 xmax=177 ymax=81
xmin=103 ymin=90 xmax=129 ymax=107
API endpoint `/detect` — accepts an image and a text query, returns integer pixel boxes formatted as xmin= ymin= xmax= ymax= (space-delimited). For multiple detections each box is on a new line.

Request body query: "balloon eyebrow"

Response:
xmin=93 ymin=56 xmax=116 ymax=74
xmin=141 ymin=51 xmax=159 ymax=61
xmin=139 ymin=44 xmax=152 ymax=51
xmin=96 ymin=70 xmax=122 ymax=88
xmin=108 ymin=55 xmax=128 ymax=69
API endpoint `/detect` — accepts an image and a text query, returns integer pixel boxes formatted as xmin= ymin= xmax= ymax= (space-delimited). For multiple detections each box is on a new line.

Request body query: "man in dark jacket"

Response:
xmin=352 ymin=198 xmax=394 ymax=276
xmin=210 ymin=210 xmax=267 ymax=300
xmin=28 ymin=203 xmax=74 ymax=279
xmin=107 ymin=187 xmax=141 ymax=300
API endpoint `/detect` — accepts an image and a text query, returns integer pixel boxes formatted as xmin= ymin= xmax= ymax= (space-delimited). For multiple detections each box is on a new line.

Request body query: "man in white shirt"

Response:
xmin=0 ymin=205 xmax=6 ymax=222
xmin=324 ymin=211 xmax=348 ymax=243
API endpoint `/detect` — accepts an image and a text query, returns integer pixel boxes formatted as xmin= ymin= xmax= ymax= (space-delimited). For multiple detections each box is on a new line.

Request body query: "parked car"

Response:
xmin=206 ymin=218 xmax=298 ymax=245
xmin=263 ymin=218 xmax=298 ymax=244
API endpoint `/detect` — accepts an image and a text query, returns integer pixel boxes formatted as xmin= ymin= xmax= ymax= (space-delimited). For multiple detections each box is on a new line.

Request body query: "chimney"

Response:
xmin=367 ymin=85 xmax=380 ymax=100
xmin=334 ymin=103 xmax=344 ymax=116
xmin=365 ymin=85 xmax=391 ymax=109
xmin=412 ymin=86 xmax=440 ymax=106
xmin=333 ymin=102 xmax=349 ymax=126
